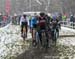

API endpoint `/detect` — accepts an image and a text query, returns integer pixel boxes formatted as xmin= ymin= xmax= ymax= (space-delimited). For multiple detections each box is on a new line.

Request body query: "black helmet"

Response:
xmin=23 ymin=14 xmax=26 ymax=18
xmin=40 ymin=12 xmax=45 ymax=17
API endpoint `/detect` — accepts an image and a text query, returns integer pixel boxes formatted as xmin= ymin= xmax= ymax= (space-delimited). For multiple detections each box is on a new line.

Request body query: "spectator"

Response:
xmin=62 ymin=14 xmax=67 ymax=21
xmin=70 ymin=14 xmax=75 ymax=27
xmin=12 ymin=13 xmax=17 ymax=25
xmin=70 ymin=14 xmax=75 ymax=22
xmin=2 ymin=15 xmax=8 ymax=26
xmin=0 ymin=13 xmax=3 ymax=26
xmin=58 ymin=13 xmax=62 ymax=21
xmin=3 ymin=15 xmax=7 ymax=22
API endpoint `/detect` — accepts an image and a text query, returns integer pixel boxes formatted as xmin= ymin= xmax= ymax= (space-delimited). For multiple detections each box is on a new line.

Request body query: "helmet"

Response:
xmin=52 ymin=15 xmax=57 ymax=20
xmin=40 ymin=12 xmax=45 ymax=17
xmin=23 ymin=12 xmax=26 ymax=17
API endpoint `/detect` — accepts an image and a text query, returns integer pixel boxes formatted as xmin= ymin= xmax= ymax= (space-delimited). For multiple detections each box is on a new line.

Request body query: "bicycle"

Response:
xmin=52 ymin=28 xmax=58 ymax=46
xmin=22 ymin=26 xmax=27 ymax=41
xmin=47 ymin=28 xmax=52 ymax=47
xmin=37 ymin=29 xmax=49 ymax=49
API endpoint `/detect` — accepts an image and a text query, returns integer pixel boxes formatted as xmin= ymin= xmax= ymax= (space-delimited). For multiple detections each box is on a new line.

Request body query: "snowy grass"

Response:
xmin=0 ymin=24 xmax=75 ymax=59
xmin=56 ymin=44 xmax=75 ymax=59
xmin=0 ymin=24 xmax=31 ymax=59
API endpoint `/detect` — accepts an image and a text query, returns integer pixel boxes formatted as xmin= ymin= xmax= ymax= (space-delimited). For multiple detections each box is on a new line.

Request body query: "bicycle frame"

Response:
xmin=52 ymin=28 xmax=58 ymax=46
xmin=22 ymin=27 xmax=26 ymax=41
xmin=41 ymin=30 xmax=48 ymax=48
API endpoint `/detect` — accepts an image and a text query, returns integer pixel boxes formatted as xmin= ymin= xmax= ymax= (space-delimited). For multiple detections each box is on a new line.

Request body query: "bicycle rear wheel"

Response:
xmin=22 ymin=27 xmax=27 ymax=41
xmin=53 ymin=29 xmax=57 ymax=46
xmin=41 ymin=31 xmax=48 ymax=49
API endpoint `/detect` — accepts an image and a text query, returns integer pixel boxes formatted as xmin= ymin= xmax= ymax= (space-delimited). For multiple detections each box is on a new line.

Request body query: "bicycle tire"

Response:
xmin=41 ymin=30 xmax=48 ymax=49
xmin=53 ymin=29 xmax=57 ymax=46
xmin=22 ymin=33 xmax=26 ymax=41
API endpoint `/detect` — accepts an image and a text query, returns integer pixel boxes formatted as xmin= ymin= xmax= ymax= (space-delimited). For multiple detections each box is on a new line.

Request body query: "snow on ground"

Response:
xmin=56 ymin=27 xmax=75 ymax=59
xmin=58 ymin=37 xmax=75 ymax=46
xmin=58 ymin=27 xmax=75 ymax=46
xmin=59 ymin=27 xmax=75 ymax=35
xmin=0 ymin=24 xmax=75 ymax=59
xmin=0 ymin=24 xmax=31 ymax=59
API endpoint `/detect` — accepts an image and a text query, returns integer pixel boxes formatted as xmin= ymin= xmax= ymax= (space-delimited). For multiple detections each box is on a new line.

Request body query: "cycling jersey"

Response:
xmin=38 ymin=16 xmax=46 ymax=27
xmin=31 ymin=16 xmax=37 ymax=28
xmin=20 ymin=16 xmax=28 ymax=34
xmin=20 ymin=16 xmax=27 ymax=26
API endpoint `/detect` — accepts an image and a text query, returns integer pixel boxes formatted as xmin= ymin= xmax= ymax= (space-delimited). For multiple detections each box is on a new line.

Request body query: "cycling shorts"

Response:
xmin=21 ymin=22 xmax=27 ymax=27
xmin=32 ymin=24 xmax=37 ymax=29
xmin=40 ymin=26 xmax=46 ymax=30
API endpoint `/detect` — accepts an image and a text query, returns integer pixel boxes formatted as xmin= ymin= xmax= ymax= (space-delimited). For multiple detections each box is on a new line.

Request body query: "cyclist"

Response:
xmin=31 ymin=13 xmax=38 ymax=46
xmin=45 ymin=14 xmax=52 ymax=29
xmin=51 ymin=15 xmax=58 ymax=27
xmin=37 ymin=12 xmax=49 ymax=46
xmin=51 ymin=15 xmax=59 ymax=43
xmin=20 ymin=12 xmax=28 ymax=38
xmin=45 ymin=14 xmax=53 ymax=40
xmin=12 ymin=13 xmax=17 ymax=25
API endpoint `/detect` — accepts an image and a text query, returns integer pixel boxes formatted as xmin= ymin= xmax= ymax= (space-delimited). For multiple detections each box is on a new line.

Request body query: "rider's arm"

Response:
xmin=30 ymin=18 xmax=34 ymax=28
xmin=20 ymin=16 xmax=23 ymax=26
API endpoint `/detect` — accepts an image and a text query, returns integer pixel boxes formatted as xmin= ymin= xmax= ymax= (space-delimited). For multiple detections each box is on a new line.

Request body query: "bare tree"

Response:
xmin=0 ymin=0 xmax=75 ymax=15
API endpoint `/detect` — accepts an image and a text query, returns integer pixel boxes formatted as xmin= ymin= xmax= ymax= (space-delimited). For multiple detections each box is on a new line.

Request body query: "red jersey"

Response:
xmin=38 ymin=16 xmax=46 ymax=27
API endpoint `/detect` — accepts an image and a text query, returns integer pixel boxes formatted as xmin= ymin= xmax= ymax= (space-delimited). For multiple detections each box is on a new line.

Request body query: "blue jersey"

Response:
xmin=31 ymin=17 xmax=37 ymax=28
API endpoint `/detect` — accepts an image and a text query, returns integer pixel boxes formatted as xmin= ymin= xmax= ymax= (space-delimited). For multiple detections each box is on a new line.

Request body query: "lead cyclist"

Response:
xmin=20 ymin=13 xmax=28 ymax=39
